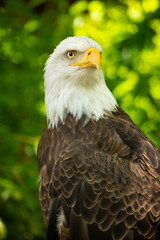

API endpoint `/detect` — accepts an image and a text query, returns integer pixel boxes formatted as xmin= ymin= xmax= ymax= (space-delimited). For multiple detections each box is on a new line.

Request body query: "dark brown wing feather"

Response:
xmin=37 ymin=108 xmax=160 ymax=240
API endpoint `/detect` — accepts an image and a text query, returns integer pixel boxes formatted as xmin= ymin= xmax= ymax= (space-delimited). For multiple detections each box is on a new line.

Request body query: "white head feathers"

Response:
xmin=44 ymin=36 xmax=117 ymax=128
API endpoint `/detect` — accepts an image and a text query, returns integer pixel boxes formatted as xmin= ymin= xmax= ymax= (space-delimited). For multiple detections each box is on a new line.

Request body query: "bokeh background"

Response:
xmin=0 ymin=0 xmax=160 ymax=239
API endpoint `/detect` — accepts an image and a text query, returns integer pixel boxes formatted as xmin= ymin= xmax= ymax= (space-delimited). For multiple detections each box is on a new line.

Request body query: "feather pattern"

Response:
xmin=37 ymin=107 xmax=160 ymax=240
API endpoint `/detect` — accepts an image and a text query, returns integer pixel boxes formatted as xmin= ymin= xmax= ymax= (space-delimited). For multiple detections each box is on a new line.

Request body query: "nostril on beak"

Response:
xmin=88 ymin=51 xmax=91 ymax=56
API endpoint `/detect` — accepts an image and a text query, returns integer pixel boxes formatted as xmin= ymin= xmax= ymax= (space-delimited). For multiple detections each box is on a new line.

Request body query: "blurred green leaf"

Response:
xmin=0 ymin=218 xmax=7 ymax=239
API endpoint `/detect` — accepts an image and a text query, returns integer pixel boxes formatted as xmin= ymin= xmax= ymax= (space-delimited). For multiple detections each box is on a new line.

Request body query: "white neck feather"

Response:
xmin=44 ymin=68 xmax=117 ymax=128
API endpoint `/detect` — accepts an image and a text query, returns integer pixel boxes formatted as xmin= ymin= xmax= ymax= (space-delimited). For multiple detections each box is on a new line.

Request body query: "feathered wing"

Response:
xmin=37 ymin=108 xmax=160 ymax=240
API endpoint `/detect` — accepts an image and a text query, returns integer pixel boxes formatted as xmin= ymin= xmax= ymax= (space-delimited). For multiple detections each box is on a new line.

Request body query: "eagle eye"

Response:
xmin=66 ymin=50 xmax=76 ymax=59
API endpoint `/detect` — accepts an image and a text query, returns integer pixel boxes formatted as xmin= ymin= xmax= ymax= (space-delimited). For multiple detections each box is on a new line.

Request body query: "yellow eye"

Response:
xmin=66 ymin=50 xmax=76 ymax=59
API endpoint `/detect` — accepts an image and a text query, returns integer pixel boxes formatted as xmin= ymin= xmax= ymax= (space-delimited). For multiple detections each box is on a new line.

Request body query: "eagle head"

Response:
xmin=44 ymin=36 xmax=117 ymax=128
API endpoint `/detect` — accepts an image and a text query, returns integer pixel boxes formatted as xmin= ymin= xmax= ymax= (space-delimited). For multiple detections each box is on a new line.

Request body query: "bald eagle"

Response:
xmin=37 ymin=36 xmax=160 ymax=240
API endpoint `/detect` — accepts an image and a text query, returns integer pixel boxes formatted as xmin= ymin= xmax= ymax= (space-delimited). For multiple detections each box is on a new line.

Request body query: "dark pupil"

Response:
xmin=69 ymin=52 xmax=73 ymax=57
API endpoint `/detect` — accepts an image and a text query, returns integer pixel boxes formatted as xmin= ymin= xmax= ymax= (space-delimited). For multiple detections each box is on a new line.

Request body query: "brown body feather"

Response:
xmin=37 ymin=107 xmax=160 ymax=240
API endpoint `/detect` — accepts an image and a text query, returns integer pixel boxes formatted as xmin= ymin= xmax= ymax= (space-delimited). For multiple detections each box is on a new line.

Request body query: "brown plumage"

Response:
xmin=37 ymin=108 xmax=160 ymax=240
xmin=37 ymin=36 xmax=160 ymax=240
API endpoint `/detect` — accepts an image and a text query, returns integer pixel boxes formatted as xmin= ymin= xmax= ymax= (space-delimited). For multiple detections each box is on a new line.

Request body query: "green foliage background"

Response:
xmin=0 ymin=0 xmax=160 ymax=239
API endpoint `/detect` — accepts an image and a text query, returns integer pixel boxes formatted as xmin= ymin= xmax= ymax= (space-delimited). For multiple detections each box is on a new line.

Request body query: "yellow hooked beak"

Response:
xmin=70 ymin=47 xmax=101 ymax=71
